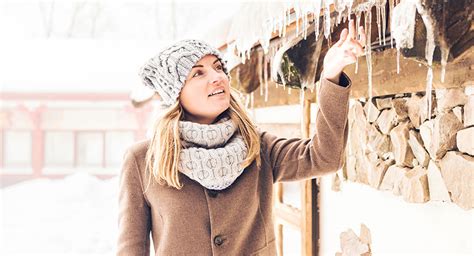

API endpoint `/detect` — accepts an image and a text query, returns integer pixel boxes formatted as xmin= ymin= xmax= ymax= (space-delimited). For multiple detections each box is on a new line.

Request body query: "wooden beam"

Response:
xmin=274 ymin=183 xmax=284 ymax=255
xmin=345 ymin=47 xmax=474 ymax=99
xmin=231 ymin=0 xmax=473 ymax=108
xmin=274 ymin=202 xmax=302 ymax=229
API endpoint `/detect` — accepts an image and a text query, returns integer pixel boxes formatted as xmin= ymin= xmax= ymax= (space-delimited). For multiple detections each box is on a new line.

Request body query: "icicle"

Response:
xmin=236 ymin=67 xmax=241 ymax=89
xmin=356 ymin=10 xmax=362 ymax=39
xmin=335 ymin=0 xmax=345 ymax=25
xmin=426 ymin=67 xmax=433 ymax=118
xmin=440 ymin=47 xmax=449 ymax=83
xmin=302 ymin=13 xmax=306 ymax=39
xmin=245 ymin=93 xmax=251 ymax=109
xmin=250 ymin=91 xmax=255 ymax=112
xmin=323 ymin=0 xmax=332 ymax=39
xmin=391 ymin=0 xmax=416 ymax=49
xmin=314 ymin=0 xmax=321 ymax=41
xmin=296 ymin=8 xmax=300 ymax=36
xmin=347 ymin=0 xmax=354 ymax=20
xmin=381 ymin=1 xmax=387 ymax=45
xmin=355 ymin=10 xmax=361 ymax=74
xmin=299 ymin=87 xmax=305 ymax=107
xmin=264 ymin=55 xmax=269 ymax=102
xmin=269 ymin=46 xmax=275 ymax=83
xmin=396 ymin=48 xmax=400 ymax=74
xmin=303 ymin=9 xmax=309 ymax=40
xmin=376 ymin=3 xmax=382 ymax=45
xmin=416 ymin=1 xmax=436 ymax=120
xmin=365 ymin=7 xmax=374 ymax=121
xmin=391 ymin=0 xmax=416 ymax=74
xmin=389 ymin=0 xmax=394 ymax=48
xmin=258 ymin=51 xmax=264 ymax=96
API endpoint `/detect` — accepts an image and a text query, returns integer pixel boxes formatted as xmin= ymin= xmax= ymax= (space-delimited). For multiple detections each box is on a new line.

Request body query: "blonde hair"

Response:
xmin=144 ymin=90 xmax=261 ymax=191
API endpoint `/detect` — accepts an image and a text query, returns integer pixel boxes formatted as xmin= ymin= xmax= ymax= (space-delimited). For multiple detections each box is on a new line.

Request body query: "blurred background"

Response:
xmin=1 ymin=0 xmax=473 ymax=255
xmin=0 ymin=0 xmax=248 ymax=255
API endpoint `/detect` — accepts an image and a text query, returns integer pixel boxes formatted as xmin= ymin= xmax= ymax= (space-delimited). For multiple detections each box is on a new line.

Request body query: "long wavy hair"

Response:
xmin=143 ymin=89 xmax=261 ymax=191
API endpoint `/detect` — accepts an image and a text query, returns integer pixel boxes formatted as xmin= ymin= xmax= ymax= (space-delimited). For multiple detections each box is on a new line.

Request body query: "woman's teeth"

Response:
xmin=209 ymin=90 xmax=224 ymax=96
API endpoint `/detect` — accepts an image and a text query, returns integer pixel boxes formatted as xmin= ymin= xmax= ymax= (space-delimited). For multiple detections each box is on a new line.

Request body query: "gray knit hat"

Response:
xmin=139 ymin=39 xmax=229 ymax=107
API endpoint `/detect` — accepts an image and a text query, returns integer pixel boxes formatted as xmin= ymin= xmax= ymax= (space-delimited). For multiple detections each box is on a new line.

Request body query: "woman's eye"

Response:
xmin=192 ymin=71 xmax=202 ymax=77
xmin=216 ymin=65 xmax=223 ymax=71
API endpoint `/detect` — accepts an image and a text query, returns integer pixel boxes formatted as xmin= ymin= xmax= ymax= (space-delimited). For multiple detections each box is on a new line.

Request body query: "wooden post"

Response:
xmin=300 ymin=99 xmax=313 ymax=255
xmin=274 ymin=183 xmax=284 ymax=255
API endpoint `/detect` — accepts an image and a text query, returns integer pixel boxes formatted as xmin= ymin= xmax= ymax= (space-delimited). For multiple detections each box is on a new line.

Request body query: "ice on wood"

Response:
xmin=391 ymin=0 xmax=417 ymax=74
xmin=224 ymin=0 xmax=452 ymax=111
xmin=228 ymin=1 xmax=336 ymax=63
xmin=415 ymin=0 xmax=436 ymax=120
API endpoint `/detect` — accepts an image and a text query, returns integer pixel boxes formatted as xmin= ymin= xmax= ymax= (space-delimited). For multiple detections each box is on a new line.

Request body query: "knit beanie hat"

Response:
xmin=139 ymin=39 xmax=229 ymax=107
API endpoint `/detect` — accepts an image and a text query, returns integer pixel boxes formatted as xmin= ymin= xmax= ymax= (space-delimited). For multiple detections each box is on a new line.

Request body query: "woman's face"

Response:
xmin=179 ymin=54 xmax=231 ymax=124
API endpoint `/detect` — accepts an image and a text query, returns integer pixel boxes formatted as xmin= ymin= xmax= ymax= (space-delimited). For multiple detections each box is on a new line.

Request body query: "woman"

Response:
xmin=118 ymin=20 xmax=366 ymax=255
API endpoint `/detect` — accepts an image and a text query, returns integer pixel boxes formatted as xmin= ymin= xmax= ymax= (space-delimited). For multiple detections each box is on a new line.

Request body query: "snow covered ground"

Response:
xmin=0 ymin=173 xmax=119 ymax=256
xmin=0 ymin=173 xmax=302 ymax=256
xmin=320 ymin=176 xmax=474 ymax=256
xmin=1 ymin=172 xmax=472 ymax=255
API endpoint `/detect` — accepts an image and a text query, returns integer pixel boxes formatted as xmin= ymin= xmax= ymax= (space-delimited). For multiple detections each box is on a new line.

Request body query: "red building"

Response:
xmin=0 ymin=40 xmax=162 ymax=187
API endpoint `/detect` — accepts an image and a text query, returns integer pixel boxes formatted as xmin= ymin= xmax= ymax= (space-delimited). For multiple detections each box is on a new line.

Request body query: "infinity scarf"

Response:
xmin=178 ymin=116 xmax=248 ymax=190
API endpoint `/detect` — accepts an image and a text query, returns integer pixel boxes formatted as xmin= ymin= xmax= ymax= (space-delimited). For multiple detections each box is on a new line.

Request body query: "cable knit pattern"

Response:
xmin=178 ymin=117 xmax=248 ymax=190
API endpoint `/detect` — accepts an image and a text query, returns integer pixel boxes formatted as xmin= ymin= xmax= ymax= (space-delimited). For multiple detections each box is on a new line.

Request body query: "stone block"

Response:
xmin=390 ymin=122 xmax=415 ymax=167
xmin=439 ymin=151 xmax=474 ymax=210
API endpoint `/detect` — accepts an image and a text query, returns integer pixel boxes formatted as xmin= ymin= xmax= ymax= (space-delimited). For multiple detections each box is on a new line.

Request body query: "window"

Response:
xmin=4 ymin=131 xmax=32 ymax=168
xmin=43 ymin=130 xmax=136 ymax=174
xmin=105 ymin=131 xmax=135 ymax=168
xmin=77 ymin=132 xmax=104 ymax=167
xmin=44 ymin=131 xmax=74 ymax=167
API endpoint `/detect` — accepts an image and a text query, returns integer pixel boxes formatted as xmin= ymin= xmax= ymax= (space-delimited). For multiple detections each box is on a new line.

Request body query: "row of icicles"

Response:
xmin=228 ymin=0 xmax=447 ymax=121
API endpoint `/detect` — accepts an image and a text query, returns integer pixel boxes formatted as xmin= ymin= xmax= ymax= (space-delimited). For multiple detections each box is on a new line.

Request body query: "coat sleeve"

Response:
xmin=261 ymin=73 xmax=351 ymax=183
xmin=117 ymin=149 xmax=152 ymax=256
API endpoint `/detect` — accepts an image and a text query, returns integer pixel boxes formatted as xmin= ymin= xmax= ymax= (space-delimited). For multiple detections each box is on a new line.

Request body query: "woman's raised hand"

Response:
xmin=322 ymin=19 xmax=367 ymax=84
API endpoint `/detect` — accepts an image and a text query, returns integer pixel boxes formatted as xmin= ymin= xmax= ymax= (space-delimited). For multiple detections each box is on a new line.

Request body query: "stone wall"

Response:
xmin=341 ymin=86 xmax=473 ymax=210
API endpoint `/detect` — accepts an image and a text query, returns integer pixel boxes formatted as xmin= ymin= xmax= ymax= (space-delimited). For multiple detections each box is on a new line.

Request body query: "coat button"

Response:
xmin=207 ymin=190 xmax=218 ymax=198
xmin=214 ymin=235 xmax=224 ymax=246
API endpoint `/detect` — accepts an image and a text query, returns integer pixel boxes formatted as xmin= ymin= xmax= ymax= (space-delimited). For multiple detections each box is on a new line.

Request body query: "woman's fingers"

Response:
xmin=358 ymin=25 xmax=367 ymax=48
xmin=352 ymin=42 xmax=365 ymax=56
xmin=336 ymin=28 xmax=349 ymax=47
xmin=348 ymin=19 xmax=356 ymax=40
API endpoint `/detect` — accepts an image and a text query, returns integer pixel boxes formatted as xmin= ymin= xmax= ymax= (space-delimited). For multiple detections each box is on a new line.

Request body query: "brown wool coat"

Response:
xmin=117 ymin=74 xmax=352 ymax=255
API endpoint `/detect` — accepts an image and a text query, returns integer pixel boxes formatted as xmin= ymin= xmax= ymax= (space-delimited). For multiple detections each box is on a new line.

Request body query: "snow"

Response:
xmin=391 ymin=0 xmax=417 ymax=74
xmin=2 ymin=168 xmax=472 ymax=255
xmin=320 ymin=176 xmax=474 ymax=255
xmin=226 ymin=1 xmax=342 ymax=63
xmin=0 ymin=173 xmax=119 ymax=255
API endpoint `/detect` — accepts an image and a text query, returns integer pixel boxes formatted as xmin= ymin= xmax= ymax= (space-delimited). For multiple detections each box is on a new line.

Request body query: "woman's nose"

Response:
xmin=209 ymin=70 xmax=223 ymax=85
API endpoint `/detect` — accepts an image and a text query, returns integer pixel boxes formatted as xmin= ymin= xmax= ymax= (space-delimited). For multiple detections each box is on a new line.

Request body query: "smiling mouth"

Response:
xmin=208 ymin=89 xmax=225 ymax=97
